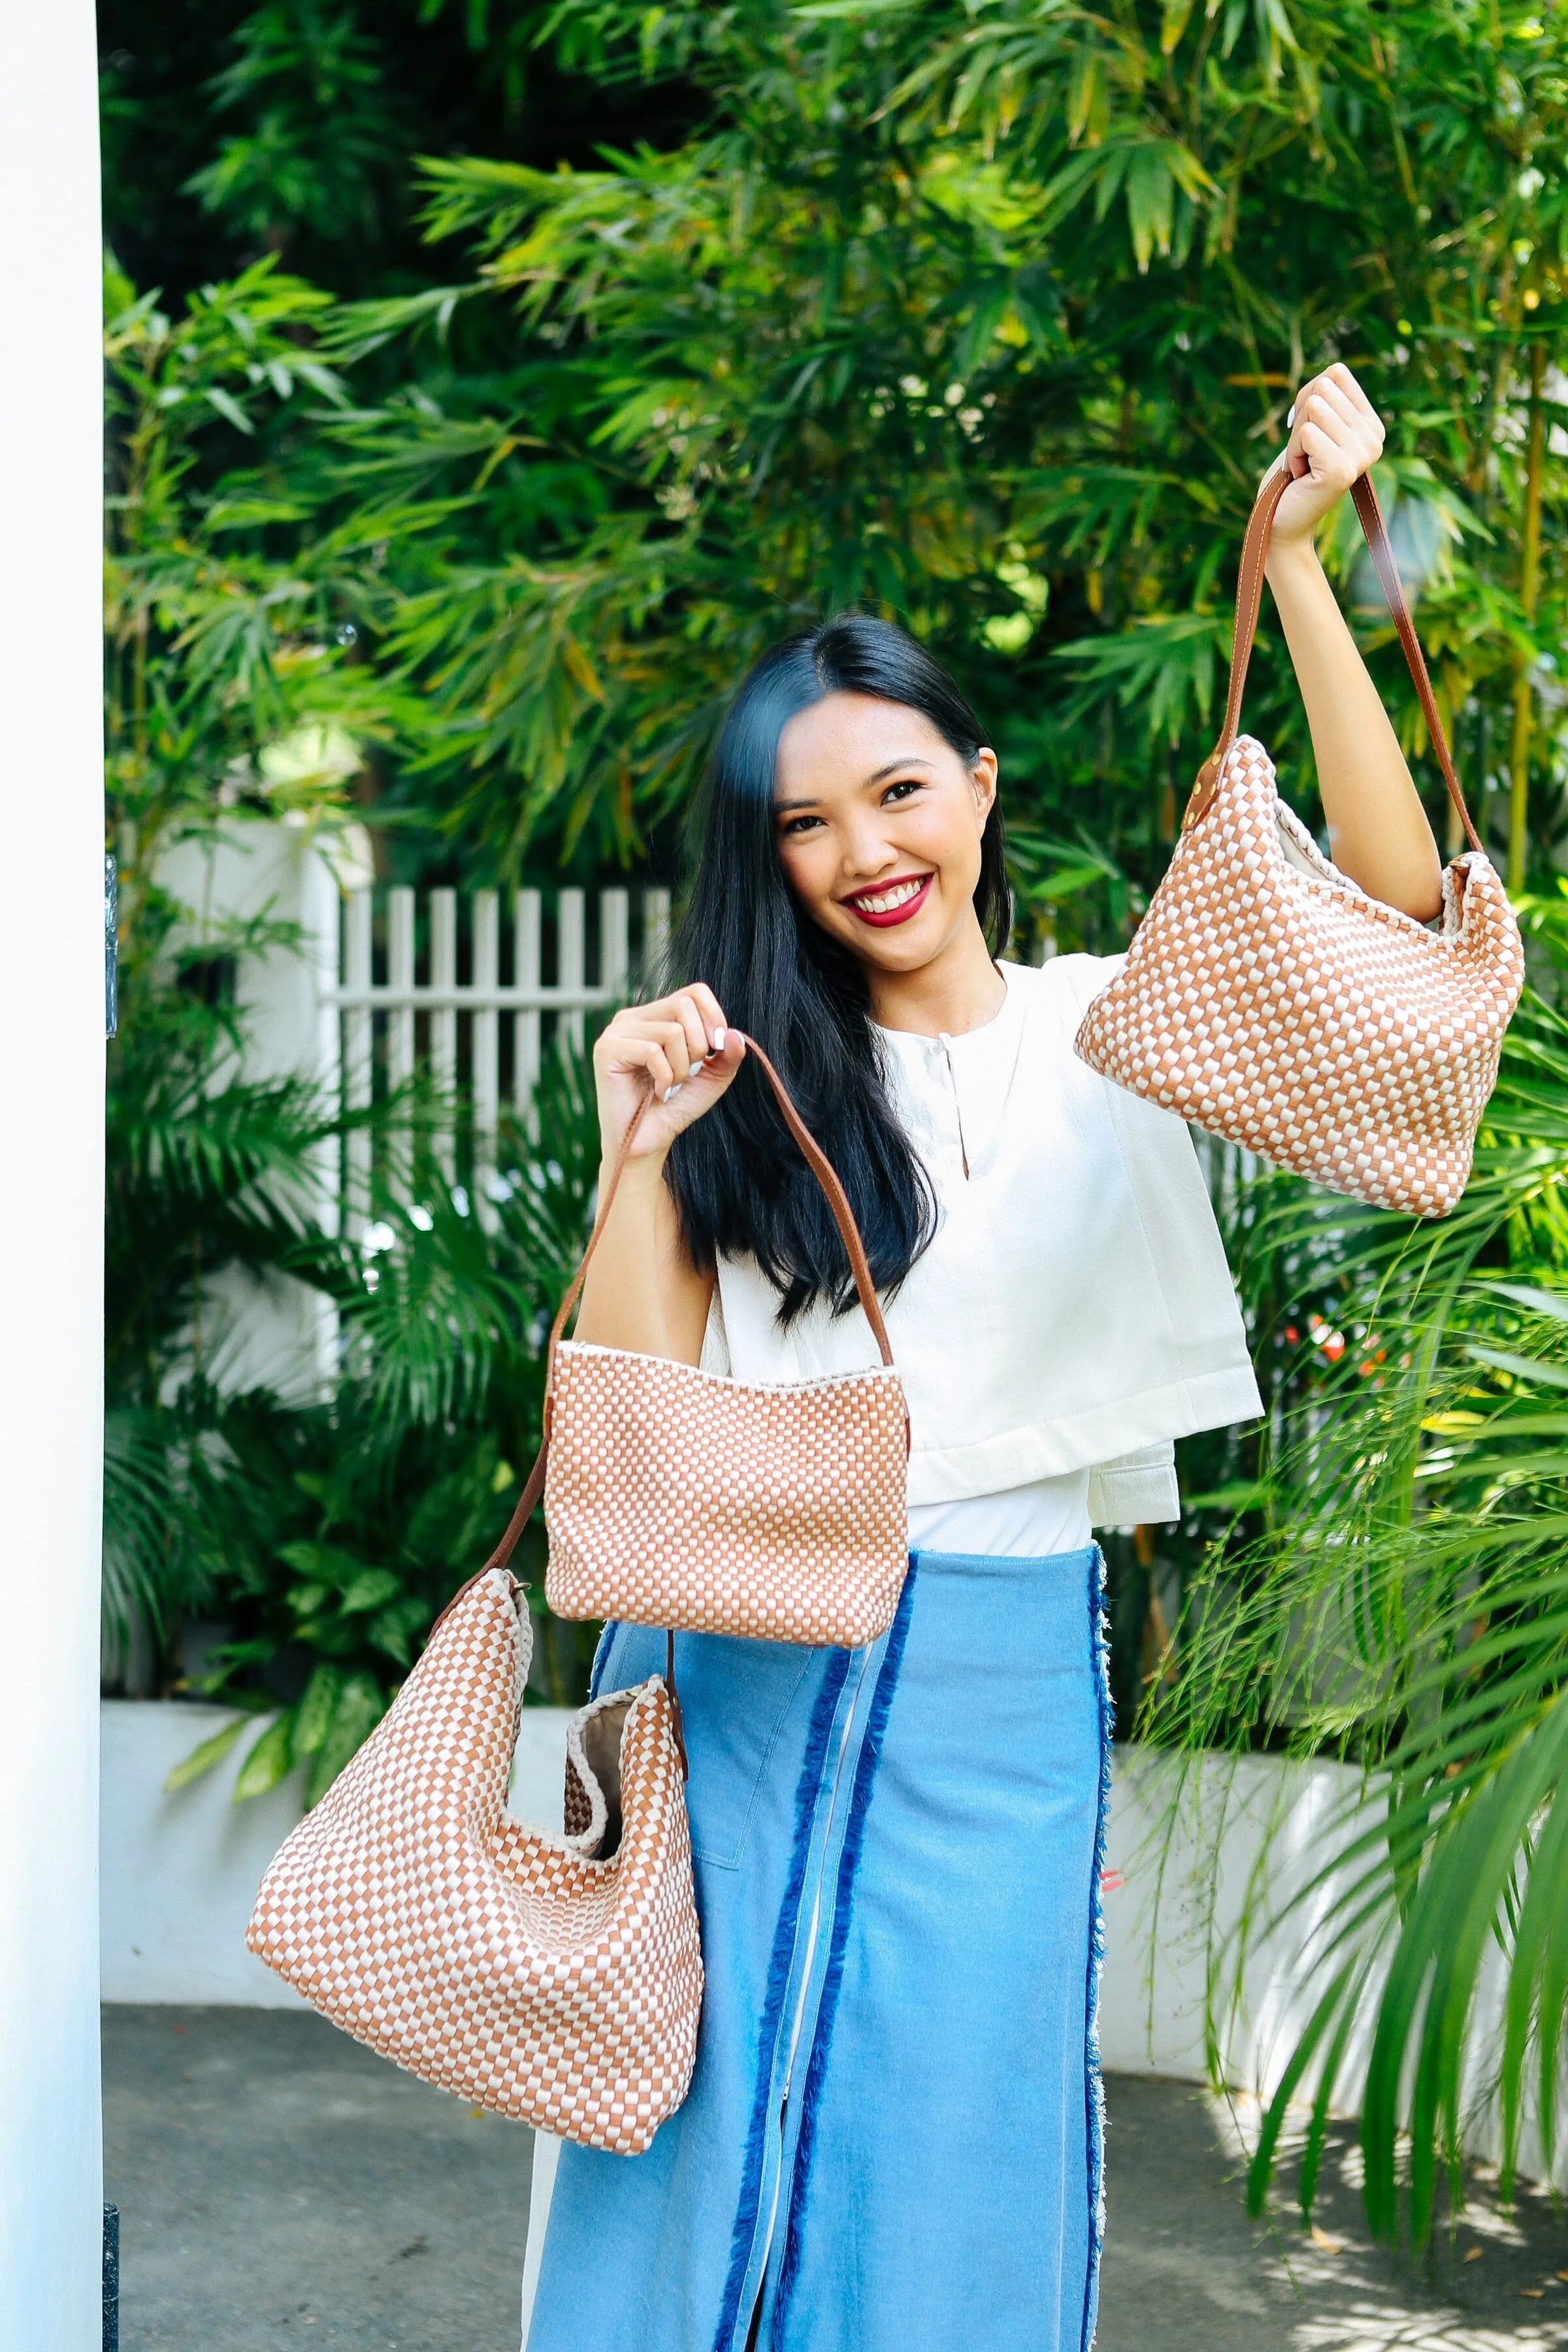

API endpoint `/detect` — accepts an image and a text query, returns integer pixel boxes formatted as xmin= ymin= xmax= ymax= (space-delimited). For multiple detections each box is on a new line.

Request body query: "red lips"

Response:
xmin=842 ymin=873 xmax=934 ymax=928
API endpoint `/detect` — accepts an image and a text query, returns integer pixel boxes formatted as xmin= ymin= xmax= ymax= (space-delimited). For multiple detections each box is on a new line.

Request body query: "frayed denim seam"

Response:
xmin=1081 ymin=1544 xmax=1114 ymax=2352
xmin=712 ymin=1648 xmax=852 ymax=2352
xmin=771 ymin=1561 xmax=919 ymax=2342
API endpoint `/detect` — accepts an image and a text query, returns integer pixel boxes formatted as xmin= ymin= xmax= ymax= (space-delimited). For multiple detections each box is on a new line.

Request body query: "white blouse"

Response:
xmin=699 ymin=957 xmax=1262 ymax=1557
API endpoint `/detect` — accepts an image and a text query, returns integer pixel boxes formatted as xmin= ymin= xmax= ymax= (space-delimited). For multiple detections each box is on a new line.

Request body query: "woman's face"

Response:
xmin=772 ymin=692 xmax=998 ymax=975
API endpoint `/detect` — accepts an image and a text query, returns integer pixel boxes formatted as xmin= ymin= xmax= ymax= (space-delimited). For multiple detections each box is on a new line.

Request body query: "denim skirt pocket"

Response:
xmin=600 ymin=1623 xmax=813 ymax=1872
xmin=678 ymin=1634 xmax=815 ymax=1870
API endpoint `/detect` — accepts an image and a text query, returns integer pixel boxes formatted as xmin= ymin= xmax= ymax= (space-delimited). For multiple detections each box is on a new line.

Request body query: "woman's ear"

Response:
xmin=973 ymin=747 xmax=999 ymax=828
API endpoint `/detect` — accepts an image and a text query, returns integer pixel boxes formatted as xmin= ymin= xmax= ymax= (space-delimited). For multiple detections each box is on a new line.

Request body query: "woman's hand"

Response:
xmin=1267 ymin=363 xmax=1385 ymax=557
xmin=576 ymin=987 xmax=742 ymax=1365
xmin=593 ymin=985 xmax=747 ymax=1168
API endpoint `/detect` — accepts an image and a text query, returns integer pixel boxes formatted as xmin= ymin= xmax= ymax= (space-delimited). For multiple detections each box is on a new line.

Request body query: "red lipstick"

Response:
xmin=842 ymin=873 xmax=934 ymax=928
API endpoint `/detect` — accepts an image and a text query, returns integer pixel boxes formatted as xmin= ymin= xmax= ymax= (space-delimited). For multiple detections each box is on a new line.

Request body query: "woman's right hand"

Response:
xmin=592 ymin=985 xmax=747 ymax=1166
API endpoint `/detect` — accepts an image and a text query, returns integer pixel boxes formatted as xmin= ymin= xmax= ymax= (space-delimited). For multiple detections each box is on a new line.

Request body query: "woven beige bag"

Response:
xmin=1075 ymin=462 xmax=1525 ymax=1217
xmin=246 ymin=1567 xmax=702 ymax=2153
xmin=478 ymin=1032 xmax=911 ymax=1648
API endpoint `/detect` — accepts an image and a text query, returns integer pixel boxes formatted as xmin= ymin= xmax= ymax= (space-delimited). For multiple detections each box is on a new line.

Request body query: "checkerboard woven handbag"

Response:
xmin=246 ymin=1568 xmax=702 ymax=2152
xmin=1074 ymin=460 xmax=1525 ymax=1217
xmin=469 ymin=1032 xmax=910 ymax=1648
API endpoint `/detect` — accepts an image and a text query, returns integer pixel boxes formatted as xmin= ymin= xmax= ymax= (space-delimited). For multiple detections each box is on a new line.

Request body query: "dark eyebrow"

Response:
xmin=866 ymin=756 xmax=936 ymax=783
xmin=774 ymin=757 xmax=936 ymax=816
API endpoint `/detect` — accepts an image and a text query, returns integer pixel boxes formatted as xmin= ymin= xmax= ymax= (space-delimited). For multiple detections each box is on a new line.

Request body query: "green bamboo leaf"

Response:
xmin=203 ymin=385 xmax=255 ymax=436
xmin=233 ymin=1714 xmax=297 ymax=1803
xmin=292 ymin=1664 xmax=344 ymax=1758
xmin=304 ymin=1674 xmax=387 ymax=1809
xmin=1465 ymin=1343 xmax=1568 ymax=1388
xmin=1500 ymin=1757 xmax=1568 ymax=2194
xmin=163 ymin=1712 xmax=249 ymax=1793
xmin=1244 ymin=1958 xmax=1356 ymax=2214
xmin=1479 ymin=1281 xmax=1568 ymax=1321
xmin=339 ymin=1567 xmax=404 ymax=1614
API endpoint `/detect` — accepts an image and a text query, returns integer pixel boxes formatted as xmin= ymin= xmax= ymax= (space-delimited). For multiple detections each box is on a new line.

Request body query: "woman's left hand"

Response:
xmin=1268 ymin=363 xmax=1385 ymax=554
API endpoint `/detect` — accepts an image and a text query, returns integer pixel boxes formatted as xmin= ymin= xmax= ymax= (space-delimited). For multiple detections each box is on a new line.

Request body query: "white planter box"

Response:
xmin=100 ymin=1700 xmax=1566 ymax=2189
xmin=100 ymin=1699 xmax=577 ymax=2006
xmin=101 ymin=1702 xmax=1341 ymax=2068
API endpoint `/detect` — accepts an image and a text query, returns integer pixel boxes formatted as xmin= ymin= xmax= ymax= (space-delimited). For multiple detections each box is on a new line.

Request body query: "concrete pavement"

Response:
xmin=104 ymin=2007 xmax=1568 ymax=2349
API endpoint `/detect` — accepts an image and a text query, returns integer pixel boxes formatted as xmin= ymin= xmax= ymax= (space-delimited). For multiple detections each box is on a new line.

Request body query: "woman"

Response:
xmin=522 ymin=367 xmax=1442 ymax=2351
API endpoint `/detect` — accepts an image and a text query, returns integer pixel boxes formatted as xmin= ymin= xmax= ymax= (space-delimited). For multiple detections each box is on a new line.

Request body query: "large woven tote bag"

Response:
xmin=246 ymin=1567 xmax=702 ymax=2152
xmin=1075 ymin=461 xmax=1525 ymax=1217
xmin=475 ymin=1033 xmax=910 ymax=1648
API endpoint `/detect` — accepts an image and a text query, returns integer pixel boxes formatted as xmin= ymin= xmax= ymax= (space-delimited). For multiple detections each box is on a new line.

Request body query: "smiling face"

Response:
xmin=772 ymin=691 xmax=998 ymax=978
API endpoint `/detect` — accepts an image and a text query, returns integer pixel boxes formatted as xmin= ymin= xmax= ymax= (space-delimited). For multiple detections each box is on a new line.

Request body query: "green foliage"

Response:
xmin=186 ymin=2 xmax=408 ymax=250
xmin=99 ymin=0 xmax=700 ymax=298
xmin=103 ymin=876 xmax=344 ymax=1660
xmin=169 ymin=1047 xmax=605 ymax=1799
xmin=1143 ymin=978 xmax=1568 ymax=2244
xmin=103 ymin=248 xmax=401 ymax=886
xmin=104 ymin=1 xmax=1568 ymax=907
xmin=269 ymin=0 xmax=1568 ymax=904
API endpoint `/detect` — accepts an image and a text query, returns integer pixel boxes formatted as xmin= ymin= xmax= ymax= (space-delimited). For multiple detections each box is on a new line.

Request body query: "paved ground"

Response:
xmin=105 ymin=2007 xmax=1568 ymax=2350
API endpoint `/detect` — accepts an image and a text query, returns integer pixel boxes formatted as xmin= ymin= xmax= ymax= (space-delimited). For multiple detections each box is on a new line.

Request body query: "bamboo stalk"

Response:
xmin=1507 ymin=338 xmax=1547 ymax=894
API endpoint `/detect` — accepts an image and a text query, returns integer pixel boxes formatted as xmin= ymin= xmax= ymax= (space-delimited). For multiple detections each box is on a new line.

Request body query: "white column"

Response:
xmin=0 ymin=3 xmax=105 ymax=2344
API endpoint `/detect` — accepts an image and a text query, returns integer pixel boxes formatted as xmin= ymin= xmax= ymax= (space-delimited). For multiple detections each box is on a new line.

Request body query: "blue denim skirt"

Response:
xmin=525 ymin=1544 xmax=1111 ymax=2352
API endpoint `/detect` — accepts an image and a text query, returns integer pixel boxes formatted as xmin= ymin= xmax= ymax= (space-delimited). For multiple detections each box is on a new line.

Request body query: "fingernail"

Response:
xmin=662 ymin=1085 xmax=679 ymax=1103
xmin=713 ymin=1028 xmax=726 ymax=1052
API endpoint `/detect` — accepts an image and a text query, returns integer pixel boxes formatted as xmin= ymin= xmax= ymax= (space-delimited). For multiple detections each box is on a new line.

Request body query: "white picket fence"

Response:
xmin=319 ymin=884 xmax=671 ymax=1220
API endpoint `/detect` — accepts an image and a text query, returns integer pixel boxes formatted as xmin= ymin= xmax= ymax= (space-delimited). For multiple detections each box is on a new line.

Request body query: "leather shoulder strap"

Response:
xmin=476 ymin=1031 xmax=894 ymax=1577
xmin=1184 ymin=459 xmax=1481 ymax=855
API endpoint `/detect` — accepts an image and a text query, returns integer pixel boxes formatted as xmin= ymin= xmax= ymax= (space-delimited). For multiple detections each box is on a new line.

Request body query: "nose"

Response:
xmin=838 ymin=808 xmax=900 ymax=883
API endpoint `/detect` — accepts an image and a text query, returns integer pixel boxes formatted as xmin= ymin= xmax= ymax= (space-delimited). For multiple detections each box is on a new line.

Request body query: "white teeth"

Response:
xmin=853 ymin=877 xmax=926 ymax=915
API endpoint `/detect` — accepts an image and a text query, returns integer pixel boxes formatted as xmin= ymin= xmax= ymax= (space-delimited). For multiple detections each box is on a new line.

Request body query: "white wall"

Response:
xmin=0 ymin=5 xmax=106 ymax=2342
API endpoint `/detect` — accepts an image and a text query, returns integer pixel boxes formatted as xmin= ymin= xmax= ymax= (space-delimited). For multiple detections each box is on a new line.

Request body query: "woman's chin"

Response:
xmin=834 ymin=904 xmax=950 ymax=967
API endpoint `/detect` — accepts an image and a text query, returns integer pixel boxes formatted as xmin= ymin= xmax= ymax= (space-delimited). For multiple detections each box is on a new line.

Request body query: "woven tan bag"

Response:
xmin=1075 ymin=461 xmax=1525 ymax=1217
xmin=479 ymin=1032 xmax=911 ymax=1648
xmin=246 ymin=1568 xmax=702 ymax=2152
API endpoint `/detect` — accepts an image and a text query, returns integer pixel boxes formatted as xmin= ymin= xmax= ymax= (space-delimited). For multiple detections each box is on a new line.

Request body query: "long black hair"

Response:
xmin=664 ymin=613 xmax=1009 ymax=1322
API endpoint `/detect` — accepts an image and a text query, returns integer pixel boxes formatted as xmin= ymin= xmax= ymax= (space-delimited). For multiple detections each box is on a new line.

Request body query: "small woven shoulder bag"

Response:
xmin=1075 ymin=461 xmax=1525 ymax=1217
xmin=478 ymin=1032 xmax=911 ymax=1648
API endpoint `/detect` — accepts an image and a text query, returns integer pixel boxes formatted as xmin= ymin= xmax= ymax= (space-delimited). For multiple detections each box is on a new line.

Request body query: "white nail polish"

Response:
xmin=662 ymin=1085 xmax=678 ymax=1103
xmin=713 ymin=1028 xmax=726 ymax=1052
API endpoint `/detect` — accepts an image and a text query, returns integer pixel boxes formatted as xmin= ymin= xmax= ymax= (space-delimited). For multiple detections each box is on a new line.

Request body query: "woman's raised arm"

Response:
xmin=1262 ymin=365 xmax=1444 ymax=921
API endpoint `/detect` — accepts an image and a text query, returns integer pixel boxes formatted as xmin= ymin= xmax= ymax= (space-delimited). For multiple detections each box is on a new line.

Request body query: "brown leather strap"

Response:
xmin=666 ymin=1629 xmax=687 ymax=1778
xmin=430 ymin=1561 xmax=518 ymax=1638
xmin=1184 ymin=458 xmax=1481 ymax=853
xmin=476 ymin=1029 xmax=895 ymax=1581
xmin=729 ymin=1036 xmax=895 ymax=1365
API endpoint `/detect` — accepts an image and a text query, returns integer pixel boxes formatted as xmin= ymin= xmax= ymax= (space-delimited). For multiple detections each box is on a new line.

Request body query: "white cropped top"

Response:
xmin=698 ymin=957 xmax=1262 ymax=1552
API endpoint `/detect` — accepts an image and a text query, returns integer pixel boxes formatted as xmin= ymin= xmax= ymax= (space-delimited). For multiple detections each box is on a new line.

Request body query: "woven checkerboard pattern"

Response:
xmin=1074 ymin=736 xmax=1524 ymax=1217
xmin=246 ymin=1570 xmax=702 ymax=2154
xmin=544 ymin=1345 xmax=909 ymax=1644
